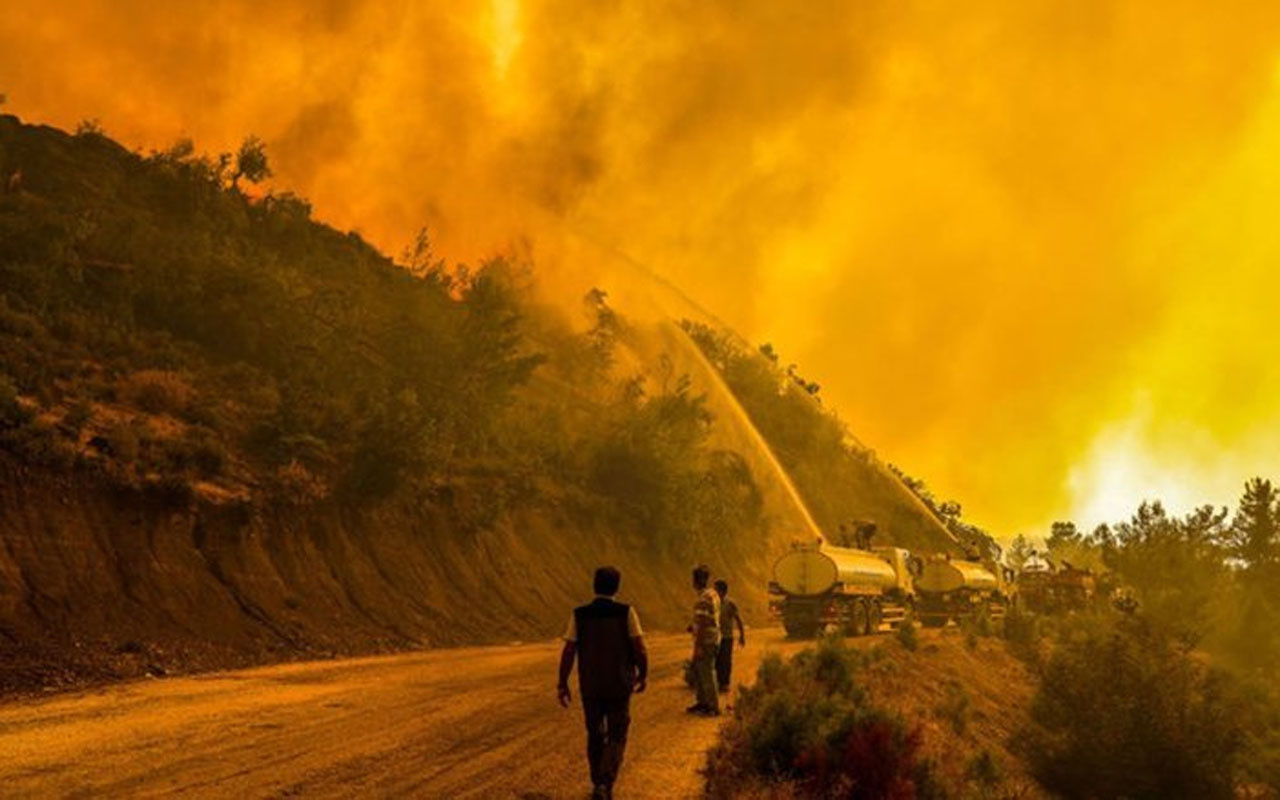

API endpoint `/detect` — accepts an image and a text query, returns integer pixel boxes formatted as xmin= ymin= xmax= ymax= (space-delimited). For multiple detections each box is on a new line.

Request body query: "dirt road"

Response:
xmin=0 ymin=628 xmax=814 ymax=798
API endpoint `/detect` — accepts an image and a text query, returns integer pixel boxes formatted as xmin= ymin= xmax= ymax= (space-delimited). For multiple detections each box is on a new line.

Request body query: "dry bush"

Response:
xmin=122 ymin=370 xmax=194 ymax=415
xmin=276 ymin=459 xmax=330 ymax=504
xmin=705 ymin=638 xmax=942 ymax=799
xmin=895 ymin=618 xmax=919 ymax=652
xmin=934 ymin=680 xmax=972 ymax=735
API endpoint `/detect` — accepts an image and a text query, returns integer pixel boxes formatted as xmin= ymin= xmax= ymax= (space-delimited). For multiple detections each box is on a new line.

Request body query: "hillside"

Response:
xmin=0 ymin=115 xmax=956 ymax=692
xmin=681 ymin=321 xmax=976 ymax=556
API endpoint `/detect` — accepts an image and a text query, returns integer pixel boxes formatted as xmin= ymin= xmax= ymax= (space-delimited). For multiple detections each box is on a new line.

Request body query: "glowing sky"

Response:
xmin=5 ymin=1 xmax=1280 ymax=536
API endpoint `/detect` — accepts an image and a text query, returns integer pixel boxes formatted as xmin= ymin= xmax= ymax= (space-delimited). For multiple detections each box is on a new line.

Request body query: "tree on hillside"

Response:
xmin=1106 ymin=502 xmax=1229 ymax=643
xmin=231 ymin=135 xmax=271 ymax=190
xmin=1225 ymin=478 xmax=1280 ymax=577
xmin=1006 ymin=534 xmax=1033 ymax=571
xmin=1222 ymin=479 xmax=1280 ymax=675
xmin=583 ymin=287 xmax=620 ymax=371
xmin=1043 ymin=520 xmax=1108 ymax=573
xmin=1046 ymin=521 xmax=1080 ymax=552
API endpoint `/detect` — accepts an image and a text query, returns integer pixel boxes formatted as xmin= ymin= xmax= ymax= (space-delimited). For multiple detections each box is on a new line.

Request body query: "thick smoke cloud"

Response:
xmin=5 ymin=1 xmax=1280 ymax=534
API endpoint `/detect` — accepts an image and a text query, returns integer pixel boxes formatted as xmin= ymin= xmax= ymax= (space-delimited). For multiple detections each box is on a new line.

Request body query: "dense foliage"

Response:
xmin=1040 ymin=480 xmax=1280 ymax=672
xmin=0 ymin=115 xmax=765 ymax=556
xmin=1025 ymin=480 xmax=1280 ymax=792
xmin=0 ymin=116 xmax=543 ymax=498
xmin=1024 ymin=615 xmax=1247 ymax=799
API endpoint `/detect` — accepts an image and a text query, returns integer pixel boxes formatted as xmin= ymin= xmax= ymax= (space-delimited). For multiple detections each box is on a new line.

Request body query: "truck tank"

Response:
xmin=772 ymin=543 xmax=898 ymax=596
xmin=916 ymin=556 xmax=1009 ymax=627
xmin=916 ymin=558 xmax=999 ymax=594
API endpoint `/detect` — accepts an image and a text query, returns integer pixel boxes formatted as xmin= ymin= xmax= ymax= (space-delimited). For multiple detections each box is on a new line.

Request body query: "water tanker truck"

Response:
xmin=768 ymin=540 xmax=916 ymax=638
xmin=915 ymin=555 xmax=1016 ymax=628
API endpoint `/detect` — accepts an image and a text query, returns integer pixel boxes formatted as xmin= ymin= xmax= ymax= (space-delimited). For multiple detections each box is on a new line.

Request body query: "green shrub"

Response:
xmin=965 ymin=748 xmax=1003 ymax=789
xmin=1235 ymin=675 xmax=1280 ymax=791
xmin=189 ymin=432 xmax=228 ymax=478
xmin=1023 ymin=615 xmax=1246 ymax=799
xmin=155 ymin=427 xmax=228 ymax=479
xmin=123 ymin=370 xmax=193 ymax=415
xmin=934 ymin=680 xmax=971 ymax=735
xmin=705 ymin=637 xmax=940 ymax=799
xmin=1003 ymin=607 xmax=1042 ymax=652
xmin=958 ymin=608 xmax=995 ymax=642
xmin=104 ymin=423 xmax=140 ymax=463
xmin=0 ymin=419 xmax=76 ymax=468
xmin=896 ymin=618 xmax=919 ymax=652
xmin=63 ymin=399 xmax=93 ymax=432
xmin=0 ymin=373 xmax=31 ymax=426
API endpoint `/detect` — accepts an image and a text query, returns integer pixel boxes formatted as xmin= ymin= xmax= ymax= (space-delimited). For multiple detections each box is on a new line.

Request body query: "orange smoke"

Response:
xmin=5 ymin=1 xmax=1280 ymax=535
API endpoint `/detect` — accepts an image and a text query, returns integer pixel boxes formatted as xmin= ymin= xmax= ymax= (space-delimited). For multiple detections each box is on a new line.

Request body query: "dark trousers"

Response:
xmin=582 ymin=694 xmax=631 ymax=787
xmin=715 ymin=638 xmax=734 ymax=690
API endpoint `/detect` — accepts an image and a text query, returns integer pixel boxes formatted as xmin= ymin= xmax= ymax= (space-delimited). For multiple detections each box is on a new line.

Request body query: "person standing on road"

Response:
xmin=558 ymin=566 xmax=648 ymax=800
xmin=686 ymin=564 xmax=720 ymax=716
xmin=713 ymin=579 xmax=745 ymax=693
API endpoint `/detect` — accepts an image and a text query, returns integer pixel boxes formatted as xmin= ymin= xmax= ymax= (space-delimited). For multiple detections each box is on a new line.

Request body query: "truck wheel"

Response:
xmin=848 ymin=599 xmax=870 ymax=637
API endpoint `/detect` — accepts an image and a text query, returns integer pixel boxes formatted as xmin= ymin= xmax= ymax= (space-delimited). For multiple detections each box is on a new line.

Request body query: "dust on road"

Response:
xmin=0 ymin=628 xmax=816 ymax=798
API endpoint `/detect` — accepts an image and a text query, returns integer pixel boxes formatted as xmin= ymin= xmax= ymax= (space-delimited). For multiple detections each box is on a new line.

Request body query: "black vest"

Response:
xmin=574 ymin=598 xmax=636 ymax=699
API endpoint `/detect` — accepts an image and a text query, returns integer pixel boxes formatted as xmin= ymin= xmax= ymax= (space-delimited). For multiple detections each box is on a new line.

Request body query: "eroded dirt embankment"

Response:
xmin=0 ymin=461 xmax=773 ymax=696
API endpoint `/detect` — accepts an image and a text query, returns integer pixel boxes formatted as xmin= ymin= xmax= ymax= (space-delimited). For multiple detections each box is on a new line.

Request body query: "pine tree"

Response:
xmin=1007 ymin=534 xmax=1033 ymax=571
xmin=1226 ymin=478 xmax=1280 ymax=578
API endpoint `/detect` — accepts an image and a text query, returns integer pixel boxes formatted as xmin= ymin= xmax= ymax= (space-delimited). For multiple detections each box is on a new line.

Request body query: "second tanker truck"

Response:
xmin=914 ymin=555 xmax=1017 ymax=628
xmin=768 ymin=539 xmax=916 ymax=638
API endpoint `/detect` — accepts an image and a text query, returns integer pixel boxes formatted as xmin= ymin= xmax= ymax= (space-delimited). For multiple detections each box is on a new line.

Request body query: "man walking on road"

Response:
xmin=687 ymin=564 xmax=720 ymax=716
xmin=558 ymin=566 xmax=648 ymax=800
xmin=713 ymin=579 xmax=745 ymax=693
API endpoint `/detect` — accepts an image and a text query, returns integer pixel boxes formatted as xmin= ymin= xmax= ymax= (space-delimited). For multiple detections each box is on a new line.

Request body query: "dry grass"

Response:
xmin=121 ymin=370 xmax=194 ymax=416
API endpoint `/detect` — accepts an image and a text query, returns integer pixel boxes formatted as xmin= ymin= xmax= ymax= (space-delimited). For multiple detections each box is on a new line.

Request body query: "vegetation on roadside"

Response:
xmin=706 ymin=634 xmax=1044 ymax=799
xmin=1011 ymin=477 xmax=1280 ymax=795
xmin=1028 ymin=478 xmax=1280 ymax=681
xmin=1021 ymin=614 xmax=1249 ymax=799
xmin=705 ymin=638 xmax=942 ymax=799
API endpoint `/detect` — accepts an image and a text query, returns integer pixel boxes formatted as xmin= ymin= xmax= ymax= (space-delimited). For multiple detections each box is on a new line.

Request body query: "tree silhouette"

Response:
xmin=1225 ymin=478 xmax=1280 ymax=576
xmin=231 ymin=135 xmax=271 ymax=190
xmin=1007 ymin=534 xmax=1032 ymax=570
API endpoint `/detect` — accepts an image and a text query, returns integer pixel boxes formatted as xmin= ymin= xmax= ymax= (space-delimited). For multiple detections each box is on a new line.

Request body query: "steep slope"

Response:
xmin=0 ymin=115 xmax=957 ymax=693
xmin=681 ymin=321 xmax=966 ymax=555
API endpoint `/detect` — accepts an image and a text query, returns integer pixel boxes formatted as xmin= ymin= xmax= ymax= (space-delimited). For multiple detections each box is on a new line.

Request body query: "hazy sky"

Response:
xmin=5 ymin=1 xmax=1280 ymax=536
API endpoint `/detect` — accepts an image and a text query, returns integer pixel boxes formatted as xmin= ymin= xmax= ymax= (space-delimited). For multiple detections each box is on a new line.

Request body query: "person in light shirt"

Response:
xmin=686 ymin=564 xmax=720 ymax=716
